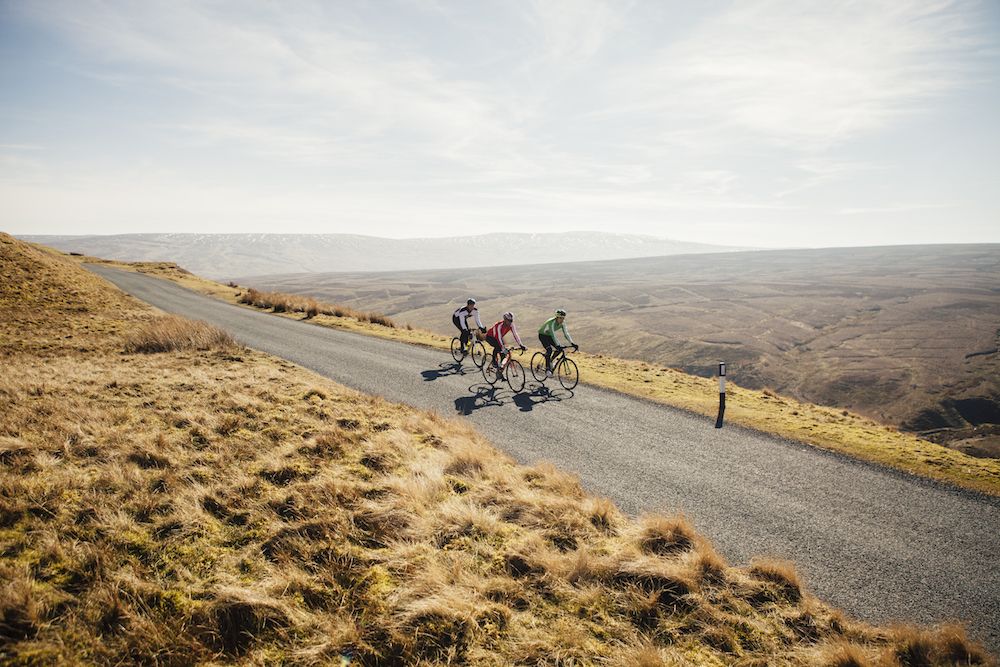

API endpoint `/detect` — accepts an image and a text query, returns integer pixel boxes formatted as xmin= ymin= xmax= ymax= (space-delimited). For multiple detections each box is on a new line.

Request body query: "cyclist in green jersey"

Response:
xmin=538 ymin=308 xmax=578 ymax=376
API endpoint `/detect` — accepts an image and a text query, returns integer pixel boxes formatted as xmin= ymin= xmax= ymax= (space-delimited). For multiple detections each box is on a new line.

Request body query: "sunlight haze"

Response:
xmin=2 ymin=0 xmax=998 ymax=247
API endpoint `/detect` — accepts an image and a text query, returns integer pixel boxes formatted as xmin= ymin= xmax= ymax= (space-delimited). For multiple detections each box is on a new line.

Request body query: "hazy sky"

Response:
xmin=2 ymin=0 xmax=998 ymax=247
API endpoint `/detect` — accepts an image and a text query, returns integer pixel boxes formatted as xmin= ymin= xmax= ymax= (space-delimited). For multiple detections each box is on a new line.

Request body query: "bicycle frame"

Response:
xmin=451 ymin=327 xmax=487 ymax=368
xmin=548 ymin=346 xmax=567 ymax=368
xmin=467 ymin=328 xmax=484 ymax=355
xmin=498 ymin=345 xmax=518 ymax=371
xmin=531 ymin=344 xmax=578 ymax=389
xmin=483 ymin=346 xmax=525 ymax=391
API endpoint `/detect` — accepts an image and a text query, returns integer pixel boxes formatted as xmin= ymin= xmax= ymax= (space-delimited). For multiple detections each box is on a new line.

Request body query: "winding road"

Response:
xmin=90 ymin=265 xmax=1000 ymax=653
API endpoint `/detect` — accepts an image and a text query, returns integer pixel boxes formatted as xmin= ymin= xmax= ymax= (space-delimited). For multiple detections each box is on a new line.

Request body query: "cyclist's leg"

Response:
xmin=539 ymin=333 xmax=556 ymax=369
xmin=485 ymin=335 xmax=502 ymax=367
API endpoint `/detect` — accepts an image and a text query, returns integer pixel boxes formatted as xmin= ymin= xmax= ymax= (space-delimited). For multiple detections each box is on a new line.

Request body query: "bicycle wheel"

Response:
xmin=450 ymin=337 xmax=464 ymax=363
xmin=471 ymin=342 xmax=487 ymax=368
xmin=556 ymin=358 xmax=579 ymax=390
xmin=530 ymin=352 xmax=548 ymax=382
xmin=482 ymin=360 xmax=500 ymax=385
xmin=506 ymin=359 xmax=526 ymax=392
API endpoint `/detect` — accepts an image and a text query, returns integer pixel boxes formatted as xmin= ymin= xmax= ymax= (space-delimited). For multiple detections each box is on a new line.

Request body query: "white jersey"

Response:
xmin=453 ymin=306 xmax=483 ymax=330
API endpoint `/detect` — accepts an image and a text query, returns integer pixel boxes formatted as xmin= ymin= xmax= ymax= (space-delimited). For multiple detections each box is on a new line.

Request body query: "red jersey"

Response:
xmin=488 ymin=320 xmax=522 ymax=348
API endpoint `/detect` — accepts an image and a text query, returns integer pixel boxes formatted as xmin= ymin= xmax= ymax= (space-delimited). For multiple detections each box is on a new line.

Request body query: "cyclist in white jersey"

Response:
xmin=452 ymin=298 xmax=484 ymax=357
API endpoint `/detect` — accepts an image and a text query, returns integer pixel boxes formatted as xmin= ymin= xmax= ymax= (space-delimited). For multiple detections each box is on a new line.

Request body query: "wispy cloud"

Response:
xmin=20 ymin=1 xmax=524 ymax=168
xmin=838 ymin=203 xmax=957 ymax=215
xmin=775 ymin=159 xmax=885 ymax=198
xmin=3 ymin=1 xmax=996 ymax=242
xmin=525 ymin=0 xmax=624 ymax=63
xmin=610 ymin=0 xmax=985 ymax=150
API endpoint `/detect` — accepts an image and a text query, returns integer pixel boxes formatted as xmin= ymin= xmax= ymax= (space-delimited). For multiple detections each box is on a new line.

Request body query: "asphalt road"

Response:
xmin=90 ymin=265 xmax=1000 ymax=653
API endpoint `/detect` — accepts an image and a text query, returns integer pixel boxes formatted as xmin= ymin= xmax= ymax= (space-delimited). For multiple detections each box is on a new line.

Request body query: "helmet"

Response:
xmin=555 ymin=308 xmax=567 ymax=317
xmin=467 ymin=298 xmax=476 ymax=306
xmin=503 ymin=311 xmax=514 ymax=322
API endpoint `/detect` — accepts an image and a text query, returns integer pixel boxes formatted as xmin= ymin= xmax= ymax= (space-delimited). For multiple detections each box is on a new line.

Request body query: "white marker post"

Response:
xmin=715 ymin=361 xmax=726 ymax=428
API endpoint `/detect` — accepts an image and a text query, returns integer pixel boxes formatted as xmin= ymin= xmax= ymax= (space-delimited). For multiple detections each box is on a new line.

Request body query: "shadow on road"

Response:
xmin=453 ymin=382 xmax=575 ymax=415
xmin=454 ymin=383 xmax=513 ymax=414
xmin=512 ymin=383 xmax=573 ymax=412
xmin=421 ymin=362 xmax=473 ymax=381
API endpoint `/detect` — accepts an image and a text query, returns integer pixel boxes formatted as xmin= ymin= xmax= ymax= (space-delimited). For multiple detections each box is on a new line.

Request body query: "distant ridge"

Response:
xmin=20 ymin=232 xmax=749 ymax=279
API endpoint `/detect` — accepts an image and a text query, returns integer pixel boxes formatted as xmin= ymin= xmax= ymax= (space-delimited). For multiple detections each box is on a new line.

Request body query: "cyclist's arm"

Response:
xmin=473 ymin=309 xmax=483 ymax=329
xmin=511 ymin=323 xmax=523 ymax=348
xmin=559 ymin=322 xmax=575 ymax=346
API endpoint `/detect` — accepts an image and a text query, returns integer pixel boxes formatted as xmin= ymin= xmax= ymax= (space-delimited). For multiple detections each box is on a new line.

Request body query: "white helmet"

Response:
xmin=467 ymin=298 xmax=476 ymax=306
xmin=503 ymin=311 xmax=514 ymax=322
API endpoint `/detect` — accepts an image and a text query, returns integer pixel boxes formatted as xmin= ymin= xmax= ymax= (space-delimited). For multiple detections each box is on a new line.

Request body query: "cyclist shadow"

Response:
xmin=511 ymin=382 xmax=574 ymax=412
xmin=421 ymin=362 xmax=471 ymax=381
xmin=454 ymin=383 xmax=510 ymax=415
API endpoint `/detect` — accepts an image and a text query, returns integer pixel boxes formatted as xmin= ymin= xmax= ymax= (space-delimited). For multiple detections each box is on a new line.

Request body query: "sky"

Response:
xmin=1 ymin=0 xmax=998 ymax=248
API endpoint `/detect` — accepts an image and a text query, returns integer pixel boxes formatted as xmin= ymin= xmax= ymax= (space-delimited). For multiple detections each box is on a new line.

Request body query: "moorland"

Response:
xmin=2 ymin=233 xmax=994 ymax=664
xmin=239 ymin=244 xmax=1000 ymax=458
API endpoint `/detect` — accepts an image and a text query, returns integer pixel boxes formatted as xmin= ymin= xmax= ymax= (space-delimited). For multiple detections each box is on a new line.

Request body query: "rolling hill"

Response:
xmin=18 ymin=232 xmax=747 ymax=279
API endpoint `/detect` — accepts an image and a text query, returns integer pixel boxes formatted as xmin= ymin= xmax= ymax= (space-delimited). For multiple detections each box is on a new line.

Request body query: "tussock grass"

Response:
xmin=748 ymin=557 xmax=804 ymax=604
xmin=637 ymin=513 xmax=697 ymax=556
xmin=8 ymin=233 xmax=993 ymax=664
xmin=817 ymin=641 xmax=872 ymax=667
xmin=239 ymin=287 xmax=395 ymax=327
xmin=123 ymin=314 xmax=238 ymax=353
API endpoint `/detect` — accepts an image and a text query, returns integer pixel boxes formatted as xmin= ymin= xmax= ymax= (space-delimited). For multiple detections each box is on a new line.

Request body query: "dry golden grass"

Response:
xmin=82 ymin=253 xmax=1000 ymax=498
xmin=238 ymin=286 xmax=394 ymax=324
xmin=123 ymin=314 xmax=238 ymax=353
xmin=7 ymin=233 xmax=993 ymax=665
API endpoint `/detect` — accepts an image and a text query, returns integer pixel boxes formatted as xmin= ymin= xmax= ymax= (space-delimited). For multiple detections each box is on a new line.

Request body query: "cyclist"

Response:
xmin=452 ymin=298 xmax=484 ymax=358
xmin=538 ymin=308 xmax=578 ymax=376
xmin=485 ymin=311 xmax=525 ymax=371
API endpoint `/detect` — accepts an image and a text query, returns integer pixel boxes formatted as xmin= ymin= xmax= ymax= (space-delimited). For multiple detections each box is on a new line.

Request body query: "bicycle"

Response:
xmin=450 ymin=329 xmax=487 ymax=368
xmin=530 ymin=345 xmax=579 ymax=390
xmin=482 ymin=347 xmax=526 ymax=392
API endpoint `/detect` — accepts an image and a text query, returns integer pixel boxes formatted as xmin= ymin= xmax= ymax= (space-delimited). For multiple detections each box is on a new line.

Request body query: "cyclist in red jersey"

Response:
xmin=484 ymin=311 xmax=525 ymax=371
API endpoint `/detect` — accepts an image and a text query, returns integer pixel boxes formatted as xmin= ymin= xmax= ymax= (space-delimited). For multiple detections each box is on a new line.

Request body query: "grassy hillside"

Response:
xmin=2 ymin=235 xmax=994 ymax=664
xmin=81 ymin=253 xmax=1000 ymax=498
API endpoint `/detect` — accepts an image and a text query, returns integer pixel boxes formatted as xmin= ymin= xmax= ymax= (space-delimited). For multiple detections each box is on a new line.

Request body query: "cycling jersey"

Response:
xmin=487 ymin=320 xmax=522 ymax=349
xmin=453 ymin=306 xmax=483 ymax=330
xmin=538 ymin=316 xmax=574 ymax=346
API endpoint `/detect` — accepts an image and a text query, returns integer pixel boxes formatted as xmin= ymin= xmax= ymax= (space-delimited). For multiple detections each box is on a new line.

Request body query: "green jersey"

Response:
xmin=538 ymin=317 xmax=574 ymax=345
